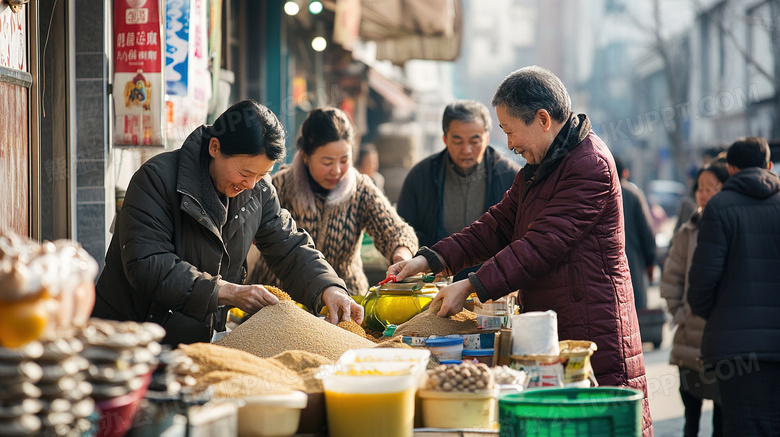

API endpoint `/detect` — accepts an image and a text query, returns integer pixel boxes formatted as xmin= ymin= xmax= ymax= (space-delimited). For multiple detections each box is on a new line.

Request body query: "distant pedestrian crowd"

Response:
xmin=661 ymin=137 xmax=780 ymax=436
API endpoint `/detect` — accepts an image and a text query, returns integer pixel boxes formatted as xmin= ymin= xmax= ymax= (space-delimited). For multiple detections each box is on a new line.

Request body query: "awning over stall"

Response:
xmin=367 ymin=67 xmax=416 ymax=113
xmin=330 ymin=0 xmax=463 ymax=64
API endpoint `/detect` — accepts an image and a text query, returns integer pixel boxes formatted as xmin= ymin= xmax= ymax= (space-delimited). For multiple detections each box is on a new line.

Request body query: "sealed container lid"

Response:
xmin=439 ymin=360 xmax=462 ymax=365
xmin=383 ymin=324 xmax=397 ymax=337
xmin=463 ymin=349 xmax=494 ymax=357
xmin=425 ymin=337 xmax=464 ymax=347
xmin=240 ymin=390 xmax=308 ymax=408
xmin=418 ymin=387 xmax=498 ymax=400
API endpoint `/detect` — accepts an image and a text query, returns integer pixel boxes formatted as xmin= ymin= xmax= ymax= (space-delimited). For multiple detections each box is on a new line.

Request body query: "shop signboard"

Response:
xmin=113 ymin=0 xmax=165 ymax=147
xmin=333 ymin=0 xmax=361 ymax=51
xmin=0 ymin=4 xmax=27 ymax=71
xmin=0 ymin=4 xmax=29 ymax=236
xmin=165 ymin=0 xmax=211 ymax=145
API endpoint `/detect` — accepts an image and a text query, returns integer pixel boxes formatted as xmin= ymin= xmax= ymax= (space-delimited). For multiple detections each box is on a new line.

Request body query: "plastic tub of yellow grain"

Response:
xmin=315 ymin=350 xmax=429 ymax=437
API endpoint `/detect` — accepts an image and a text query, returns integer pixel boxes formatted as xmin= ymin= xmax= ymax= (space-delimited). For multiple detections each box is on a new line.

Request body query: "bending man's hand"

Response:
xmin=430 ymin=279 xmax=474 ymax=317
xmin=217 ymin=282 xmax=280 ymax=314
xmin=322 ymin=286 xmax=364 ymax=325
xmin=387 ymin=255 xmax=430 ymax=282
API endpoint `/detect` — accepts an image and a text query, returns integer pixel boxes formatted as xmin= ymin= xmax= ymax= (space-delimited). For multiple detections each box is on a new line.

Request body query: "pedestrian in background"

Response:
xmin=688 ymin=137 xmax=780 ymax=436
xmin=674 ymin=146 xmax=726 ymax=233
xmin=356 ymin=143 xmax=385 ymax=193
xmin=615 ymin=157 xmax=656 ymax=310
xmin=661 ymin=160 xmax=729 ymax=437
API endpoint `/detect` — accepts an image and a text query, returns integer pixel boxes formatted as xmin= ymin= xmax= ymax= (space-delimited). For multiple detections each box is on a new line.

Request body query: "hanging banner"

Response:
xmin=333 ymin=0 xmax=361 ymax=51
xmin=207 ymin=0 xmax=224 ymax=122
xmin=113 ymin=0 xmax=165 ymax=147
xmin=0 ymin=5 xmax=27 ymax=71
xmin=165 ymin=0 xmax=211 ymax=146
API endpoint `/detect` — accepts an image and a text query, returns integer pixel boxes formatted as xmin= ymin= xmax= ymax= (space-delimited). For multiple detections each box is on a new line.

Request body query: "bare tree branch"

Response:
xmin=692 ymin=0 xmax=776 ymax=85
xmin=622 ymin=0 xmax=690 ymax=179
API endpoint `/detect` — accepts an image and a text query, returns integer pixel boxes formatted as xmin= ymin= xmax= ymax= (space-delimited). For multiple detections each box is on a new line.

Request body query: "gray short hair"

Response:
xmin=442 ymin=100 xmax=492 ymax=135
xmin=491 ymin=66 xmax=571 ymax=125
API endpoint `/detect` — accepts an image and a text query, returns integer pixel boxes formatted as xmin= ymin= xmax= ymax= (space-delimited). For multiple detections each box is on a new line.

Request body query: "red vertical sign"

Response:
xmin=113 ymin=0 xmax=164 ymax=146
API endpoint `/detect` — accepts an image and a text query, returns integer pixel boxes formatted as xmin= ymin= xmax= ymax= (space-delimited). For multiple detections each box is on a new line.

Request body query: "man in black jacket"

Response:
xmin=396 ymin=100 xmax=521 ymax=281
xmin=688 ymin=136 xmax=780 ymax=435
xmin=94 ymin=101 xmax=361 ymax=346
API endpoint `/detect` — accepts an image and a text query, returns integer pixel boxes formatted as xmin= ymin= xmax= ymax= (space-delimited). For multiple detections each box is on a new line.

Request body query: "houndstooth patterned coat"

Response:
xmin=249 ymin=151 xmax=418 ymax=296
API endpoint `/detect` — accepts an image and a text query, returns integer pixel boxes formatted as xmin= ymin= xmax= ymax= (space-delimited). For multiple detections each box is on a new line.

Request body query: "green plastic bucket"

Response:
xmin=498 ymin=387 xmax=643 ymax=437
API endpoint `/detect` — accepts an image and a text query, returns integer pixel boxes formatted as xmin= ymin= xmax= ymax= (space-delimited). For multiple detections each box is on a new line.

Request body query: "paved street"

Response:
xmin=643 ymin=280 xmax=715 ymax=437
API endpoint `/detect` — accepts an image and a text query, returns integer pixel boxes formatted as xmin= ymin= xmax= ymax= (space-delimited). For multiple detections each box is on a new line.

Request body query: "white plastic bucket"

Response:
xmin=236 ymin=390 xmax=307 ymax=437
xmin=425 ymin=337 xmax=464 ymax=361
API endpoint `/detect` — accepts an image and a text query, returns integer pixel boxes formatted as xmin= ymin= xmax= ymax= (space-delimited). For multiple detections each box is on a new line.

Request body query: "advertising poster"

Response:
xmin=113 ymin=0 xmax=165 ymax=147
xmin=333 ymin=0 xmax=361 ymax=51
xmin=0 ymin=4 xmax=27 ymax=71
xmin=165 ymin=0 xmax=211 ymax=145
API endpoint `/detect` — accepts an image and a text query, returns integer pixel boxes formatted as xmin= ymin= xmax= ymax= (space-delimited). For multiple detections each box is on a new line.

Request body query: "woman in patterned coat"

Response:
xmin=249 ymin=107 xmax=418 ymax=296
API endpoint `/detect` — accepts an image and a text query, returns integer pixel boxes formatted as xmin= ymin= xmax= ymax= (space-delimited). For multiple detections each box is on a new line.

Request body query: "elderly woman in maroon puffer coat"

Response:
xmin=390 ymin=66 xmax=652 ymax=435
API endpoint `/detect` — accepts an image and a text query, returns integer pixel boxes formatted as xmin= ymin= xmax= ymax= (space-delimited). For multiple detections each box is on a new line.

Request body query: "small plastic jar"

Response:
xmin=462 ymin=349 xmax=494 ymax=367
xmin=425 ymin=337 xmax=464 ymax=362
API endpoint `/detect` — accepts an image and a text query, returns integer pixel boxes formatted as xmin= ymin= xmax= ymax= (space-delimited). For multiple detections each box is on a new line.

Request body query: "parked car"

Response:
xmin=647 ymin=179 xmax=688 ymax=218
xmin=646 ymin=179 xmax=688 ymax=273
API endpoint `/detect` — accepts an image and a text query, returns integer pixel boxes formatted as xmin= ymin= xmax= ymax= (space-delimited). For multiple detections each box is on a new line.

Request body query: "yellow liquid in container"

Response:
xmin=324 ymin=388 xmax=416 ymax=437
xmin=363 ymin=284 xmax=437 ymax=330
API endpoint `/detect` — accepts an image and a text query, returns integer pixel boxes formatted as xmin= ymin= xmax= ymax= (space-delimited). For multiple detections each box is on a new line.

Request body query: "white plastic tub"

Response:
xmin=236 ymin=391 xmax=307 ymax=437
xmin=418 ymin=388 xmax=499 ymax=430
xmin=425 ymin=337 xmax=464 ymax=361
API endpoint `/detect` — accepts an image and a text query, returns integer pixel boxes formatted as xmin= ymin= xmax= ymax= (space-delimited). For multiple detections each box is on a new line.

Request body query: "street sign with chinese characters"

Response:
xmin=113 ymin=0 xmax=164 ymax=147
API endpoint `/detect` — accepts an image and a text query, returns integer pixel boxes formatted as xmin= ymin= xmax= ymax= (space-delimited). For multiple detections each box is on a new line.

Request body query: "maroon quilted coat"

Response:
xmin=432 ymin=131 xmax=652 ymax=435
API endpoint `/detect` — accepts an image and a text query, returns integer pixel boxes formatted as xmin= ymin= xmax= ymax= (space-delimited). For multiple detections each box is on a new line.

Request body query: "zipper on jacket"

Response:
xmin=179 ymin=193 xmax=230 ymax=269
xmin=568 ymin=254 xmax=583 ymax=302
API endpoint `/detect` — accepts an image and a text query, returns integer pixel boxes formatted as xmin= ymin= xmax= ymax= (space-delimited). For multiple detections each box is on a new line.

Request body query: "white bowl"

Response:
xmin=236 ymin=390 xmax=308 ymax=437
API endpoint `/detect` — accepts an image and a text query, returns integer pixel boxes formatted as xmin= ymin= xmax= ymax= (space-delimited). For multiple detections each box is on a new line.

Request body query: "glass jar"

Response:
xmin=362 ymin=283 xmax=438 ymax=331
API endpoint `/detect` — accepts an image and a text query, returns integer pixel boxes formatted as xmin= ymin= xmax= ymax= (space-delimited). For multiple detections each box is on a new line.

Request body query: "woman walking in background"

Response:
xmin=249 ymin=107 xmax=417 ymax=296
xmin=661 ymin=159 xmax=729 ymax=437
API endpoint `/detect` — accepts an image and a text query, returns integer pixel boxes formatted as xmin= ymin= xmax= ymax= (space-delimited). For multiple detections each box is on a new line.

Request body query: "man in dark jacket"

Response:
xmin=615 ymin=158 xmax=656 ymax=310
xmin=93 ymin=101 xmax=362 ymax=346
xmin=396 ymin=100 xmax=521 ymax=280
xmin=688 ymin=137 xmax=780 ymax=435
